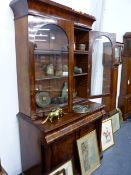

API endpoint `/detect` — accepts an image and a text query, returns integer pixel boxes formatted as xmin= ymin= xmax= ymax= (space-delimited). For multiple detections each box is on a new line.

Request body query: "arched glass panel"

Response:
xmin=28 ymin=16 xmax=69 ymax=111
xmin=91 ymin=36 xmax=112 ymax=96
xmin=34 ymin=24 xmax=68 ymax=51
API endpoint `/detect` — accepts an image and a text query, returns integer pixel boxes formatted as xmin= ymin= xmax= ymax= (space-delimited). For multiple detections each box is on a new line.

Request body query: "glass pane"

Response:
xmin=34 ymin=24 xmax=68 ymax=51
xmin=91 ymin=36 xmax=112 ymax=96
xmin=115 ymin=46 xmax=121 ymax=64
xmin=28 ymin=16 xmax=69 ymax=111
xmin=115 ymin=47 xmax=120 ymax=58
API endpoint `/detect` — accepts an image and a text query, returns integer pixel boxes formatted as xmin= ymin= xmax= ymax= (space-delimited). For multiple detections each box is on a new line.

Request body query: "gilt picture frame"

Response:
xmin=101 ymin=119 xmax=114 ymax=151
xmin=77 ymin=130 xmax=100 ymax=175
xmin=53 ymin=169 xmax=66 ymax=175
xmin=48 ymin=159 xmax=73 ymax=175
xmin=110 ymin=112 xmax=120 ymax=133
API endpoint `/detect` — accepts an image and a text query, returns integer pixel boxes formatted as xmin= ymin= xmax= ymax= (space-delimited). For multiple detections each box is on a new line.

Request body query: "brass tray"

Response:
xmin=73 ymin=104 xmax=89 ymax=113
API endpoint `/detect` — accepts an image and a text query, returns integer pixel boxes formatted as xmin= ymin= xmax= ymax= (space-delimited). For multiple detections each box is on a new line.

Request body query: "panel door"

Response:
xmin=88 ymin=31 xmax=116 ymax=98
xmin=28 ymin=15 xmax=74 ymax=115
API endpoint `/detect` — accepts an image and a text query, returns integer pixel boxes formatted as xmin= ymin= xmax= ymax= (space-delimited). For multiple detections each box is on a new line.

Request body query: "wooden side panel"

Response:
xmin=119 ymin=57 xmax=128 ymax=96
xmin=127 ymin=57 xmax=131 ymax=94
xmin=111 ymin=66 xmax=118 ymax=110
xmin=15 ymin=17 xmax=31 ymax=116
xmin=118 ymin=57 xmax=130 ymax=119
xmin=102 ymin=66 xmax=118 ymax=114
xmin=50 ymin=133 xmax=75 ymax=167
xmin=18 ymin=115 xmax=42 ymax=172
xmin=127 ymin=97 xmax=131 ymax=112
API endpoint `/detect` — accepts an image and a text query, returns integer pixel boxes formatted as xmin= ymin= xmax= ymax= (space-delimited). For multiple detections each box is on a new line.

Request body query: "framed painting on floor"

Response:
xmin=77 ymin=130 xmax=100 ymax=175
xmin=101 ymin=119 xmax=114 ymax=151
xmin=110 ymin=112 xmax=120 ymax=133
xmin=48 ymin=159 xmax=73 ymax=175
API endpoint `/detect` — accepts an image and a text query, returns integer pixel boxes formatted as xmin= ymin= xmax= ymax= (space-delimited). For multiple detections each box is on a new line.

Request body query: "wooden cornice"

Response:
xmin=10 ymin=0 xmax=96 ymax=28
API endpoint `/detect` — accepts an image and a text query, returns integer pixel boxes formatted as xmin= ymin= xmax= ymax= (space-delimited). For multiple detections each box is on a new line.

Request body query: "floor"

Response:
xmin=93 ymin=119 xmax=131 ymax=175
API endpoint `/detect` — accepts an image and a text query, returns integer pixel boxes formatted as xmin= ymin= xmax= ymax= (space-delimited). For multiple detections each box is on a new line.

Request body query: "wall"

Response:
xmin=101 ymin=0 xmax=131 ymax=42
xmin=101 ymin=0 xmax=131 ymax=107
xmin=0 ymin=0 xmax=21 ymax=174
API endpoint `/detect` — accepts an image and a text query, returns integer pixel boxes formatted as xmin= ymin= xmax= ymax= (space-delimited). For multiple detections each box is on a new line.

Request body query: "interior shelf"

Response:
xmin=74 ymin=73 xmax=88 ymax=77
xmin=35 ymin=75 xmax=68 ymax=81
xmin=35 ymin=73 xmax=88 ymax=81
xmin=34 ymin=49 xmax=88 ymax=55
xmin=34 ymin=49 xmax=69 ymax=55
xmin=74 ymin=50 xmax=88 ymax=54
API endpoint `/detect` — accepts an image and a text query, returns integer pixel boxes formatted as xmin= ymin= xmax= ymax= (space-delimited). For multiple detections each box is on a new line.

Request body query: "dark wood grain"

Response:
xmin=15 ymin=17 xmax=31 ymax=116
xmin=10 ymin=0 xmax=106 ymax=174
xmin=118 ymin=33 xmax=131 ymax=119
xmin=18 ymin=101 xmax=105 ymax=174
xmin=10 ymin=0 xmax=95 ymax=28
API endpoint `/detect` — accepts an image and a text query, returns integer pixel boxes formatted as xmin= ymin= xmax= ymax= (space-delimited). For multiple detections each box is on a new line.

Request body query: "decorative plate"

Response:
xmin=36 ymin=92 xmax=51 ymax=108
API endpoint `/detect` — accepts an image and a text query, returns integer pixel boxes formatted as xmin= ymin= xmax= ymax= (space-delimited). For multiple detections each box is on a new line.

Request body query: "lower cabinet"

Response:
xmin=18 ymin=101 xmax=105 ymax=175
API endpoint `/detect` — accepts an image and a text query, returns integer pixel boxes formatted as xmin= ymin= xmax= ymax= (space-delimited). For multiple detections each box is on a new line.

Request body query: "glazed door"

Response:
xmin=28 ymin=15 xmax=74 ymax=114
xmin=88 ymin=31 xmax=116 ymax=98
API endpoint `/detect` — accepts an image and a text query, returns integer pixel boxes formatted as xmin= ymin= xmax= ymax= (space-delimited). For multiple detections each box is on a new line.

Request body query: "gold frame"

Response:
xmin=48 ymin=159 xmax=73 ymax=175
xmin=77 ymin=130 xmax=100 ymax=175
xmin=53 ymin=169 xmax=66 ymax=175
xmin=101 ymin=119 xmax=114 ymax=151
xmin=110 ymin=112 xmax=120 ymax=133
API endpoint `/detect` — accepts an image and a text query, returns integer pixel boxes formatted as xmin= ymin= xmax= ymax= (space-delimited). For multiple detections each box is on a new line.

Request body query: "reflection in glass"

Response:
xmin=28 ymin=16 xmax=69 ymax=110
xmin=115 ymin=46 xmax=122 ymax=64
xmin=34 ymin=24 xmax=68 ymax=51
xmin=91 ymin=36 xmax=112 ymax=96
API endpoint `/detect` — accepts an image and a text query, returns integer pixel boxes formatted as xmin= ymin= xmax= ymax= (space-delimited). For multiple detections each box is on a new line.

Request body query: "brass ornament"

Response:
xmin=42 ymin=108 xmax=64 ymax=124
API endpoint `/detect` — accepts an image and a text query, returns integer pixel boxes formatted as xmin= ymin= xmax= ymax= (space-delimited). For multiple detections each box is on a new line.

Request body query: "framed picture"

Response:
xmin=53 ymin=169 xmax=66 ymax=175
xmin=77 ymin=130 xmax=100 ymax=175
xmin=48 ymin=159 xmax=73 ymax=175
xmin=110 ymin=112 xmax=120 ymax=133
xmin=101 ymin=119 xmax=114 ymax=151
xmin=117 ymin=108 xmax=123 ymax=124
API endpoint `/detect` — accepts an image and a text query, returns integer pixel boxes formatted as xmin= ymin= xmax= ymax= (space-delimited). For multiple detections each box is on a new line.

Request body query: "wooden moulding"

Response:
xmin=10 ymin=0 xmax=96 ymax=118
xmin=10 ymin=0 xmax=95 ymax=29
xmin=18 ymin=101 xmax=105 ymax=145
xmin=44 ymin=110 xmax=105 ymax=144
xmin=18 ymin=102 xmax=105 ymax=174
